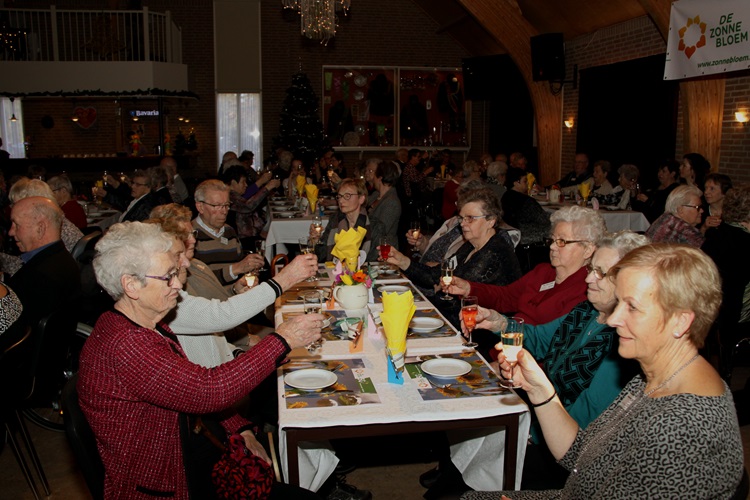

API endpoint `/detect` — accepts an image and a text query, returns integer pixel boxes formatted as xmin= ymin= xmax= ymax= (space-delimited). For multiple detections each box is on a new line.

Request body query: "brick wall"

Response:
xmin=564 ymin=15 xmax=750 ymax=183
xmin=259 ymin=0 xmax=471 ymax=173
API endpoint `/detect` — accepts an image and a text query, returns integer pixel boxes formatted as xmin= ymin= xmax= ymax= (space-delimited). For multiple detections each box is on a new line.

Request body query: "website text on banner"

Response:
xmin=664 ymin=0 xmax=750 ymax=80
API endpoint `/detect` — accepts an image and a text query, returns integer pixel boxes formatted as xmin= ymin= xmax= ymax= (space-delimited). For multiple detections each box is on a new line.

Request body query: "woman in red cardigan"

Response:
xmin=78 ymin=222 xmax=322 ymax=499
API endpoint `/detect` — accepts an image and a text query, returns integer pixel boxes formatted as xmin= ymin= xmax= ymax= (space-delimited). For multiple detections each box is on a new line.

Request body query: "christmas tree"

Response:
xmin=273 ymin=72 xmax=327 ymax=162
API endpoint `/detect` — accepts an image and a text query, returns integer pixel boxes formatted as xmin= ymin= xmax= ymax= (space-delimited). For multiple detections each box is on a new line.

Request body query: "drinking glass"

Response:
xmin=312 ymin=216 xmax=324 ymax=244
xmin=299 ymin=238 xmax=317 ymax=282
xmin=302 ymin=290 xmax=323 ymax=315
xmin=499 ymin=316 xmax=525 ymax=389
xmin=440 ymin=261 xmax=454 ymax=301
xmin=255 ymin=240 xmax=268 ymax=272
xmin=410 ymin=221 xmax=421 ymax=256
xmin=379 ymin=237 xmax=391 ymax=261
xmin=244 ymin=271 xmax=258 ymax=288
xmin=461 ymin=296 xmax=479 ymax=348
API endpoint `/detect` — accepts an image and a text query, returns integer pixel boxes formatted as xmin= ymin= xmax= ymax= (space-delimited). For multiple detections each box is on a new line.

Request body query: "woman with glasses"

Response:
xmin=385 ymin=188 xmax=521 ymax=330
xmin=501 ymin=167 xmax=551 ymax=245
xmin=312 ymin=178 xmax=373 ymax=261
xmin=467 ymin=231 xmax=649 ymax=491
xmin=645 ymin=185 xmax=705 ymax=247
xmin=78 ymin=222 xmax=322 ymax=499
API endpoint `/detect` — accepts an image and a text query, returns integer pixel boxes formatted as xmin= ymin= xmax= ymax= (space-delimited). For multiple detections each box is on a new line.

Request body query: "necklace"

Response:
xmin=572 ymin=353 xmax=699 ymax=475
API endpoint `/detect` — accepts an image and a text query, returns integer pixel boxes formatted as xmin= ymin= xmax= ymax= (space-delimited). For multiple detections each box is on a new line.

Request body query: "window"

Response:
xmin=216 ymin=93 xmax=261 ymax=171
xmin=0 ymin=97 xmax=25 ymax=159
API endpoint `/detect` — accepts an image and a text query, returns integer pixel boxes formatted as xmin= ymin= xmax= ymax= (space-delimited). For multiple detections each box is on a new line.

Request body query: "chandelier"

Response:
xmin=282 ymin=0 xmax=351 ymax=43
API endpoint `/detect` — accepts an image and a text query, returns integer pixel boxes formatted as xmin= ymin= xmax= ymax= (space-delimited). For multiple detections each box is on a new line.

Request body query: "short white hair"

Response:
xmin=665 ymin=185 xmax=703 ymax=215
xmin=550 ymin=205 xmax=606 ymax=244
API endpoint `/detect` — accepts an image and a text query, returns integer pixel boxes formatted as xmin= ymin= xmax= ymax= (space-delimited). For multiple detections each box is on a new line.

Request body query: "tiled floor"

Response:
xmin=2 ymin=370 xmax=749 ymax=499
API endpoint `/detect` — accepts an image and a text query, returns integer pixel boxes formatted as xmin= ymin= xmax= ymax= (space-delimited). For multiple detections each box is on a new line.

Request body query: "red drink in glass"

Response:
xmin=380 ymin=244 xmax=391 ymax=260
xmin=462 ymin=306 xmax=478 ymax=330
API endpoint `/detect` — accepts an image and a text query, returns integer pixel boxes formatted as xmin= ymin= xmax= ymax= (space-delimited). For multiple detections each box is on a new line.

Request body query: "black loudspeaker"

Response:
xmin=531 ymin=33 xmax=565 ymax=82
xmin=462 ymin=55 xmax=513 ymax=101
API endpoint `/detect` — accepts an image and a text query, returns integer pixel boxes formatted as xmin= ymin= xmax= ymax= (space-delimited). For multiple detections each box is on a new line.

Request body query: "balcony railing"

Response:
xmin=0 ymin=6 xmax=181 ymax=63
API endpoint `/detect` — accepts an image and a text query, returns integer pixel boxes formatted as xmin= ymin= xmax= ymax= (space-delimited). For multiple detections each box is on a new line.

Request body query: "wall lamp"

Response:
xmin=564 ymin=118 xmax=574 ymax=129
xmin=735 ymin=111 xmax=749 ymax=126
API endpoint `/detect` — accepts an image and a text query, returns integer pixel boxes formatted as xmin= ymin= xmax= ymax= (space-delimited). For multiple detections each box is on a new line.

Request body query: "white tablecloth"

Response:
xmin=265 ymin=216 xmax=329 ymax=262
xmin=544 ymin=204 xmax=650 ymax=232
xmin=275 ymin=278 xmax=530 ymax=492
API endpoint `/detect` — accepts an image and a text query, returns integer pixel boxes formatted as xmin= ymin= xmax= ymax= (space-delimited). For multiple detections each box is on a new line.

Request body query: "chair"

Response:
xmin=1 ymin=325 xmax=50 ymax=500
xmin=71 ymin=230 xmax=102 ymax=262
xmin=62 ymin=373 xmax=105 ymax=500
xmin=271 ymin=253 xmax=289 ymax=277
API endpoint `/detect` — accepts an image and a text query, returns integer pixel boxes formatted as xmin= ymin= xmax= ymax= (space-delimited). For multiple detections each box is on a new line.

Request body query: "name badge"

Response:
xmin=539 ymin=281 xmax=555 ymax=292
xmin=220 ymin=237 xmax=229 ymax=245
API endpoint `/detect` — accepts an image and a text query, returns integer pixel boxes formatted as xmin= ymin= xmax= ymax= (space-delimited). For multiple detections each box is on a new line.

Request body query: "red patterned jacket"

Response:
xmin=78 ymin=310 xmax=289 ymax=499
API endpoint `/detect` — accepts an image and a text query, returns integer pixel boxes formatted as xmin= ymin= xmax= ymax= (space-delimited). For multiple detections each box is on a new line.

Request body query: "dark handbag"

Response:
xmin=184 ymin=415 xmax=274 ymax=499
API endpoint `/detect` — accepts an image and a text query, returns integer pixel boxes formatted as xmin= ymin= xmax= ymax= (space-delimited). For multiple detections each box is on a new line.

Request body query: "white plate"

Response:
xmin=409 ymin=317 xmax=445 ymax=333
xmin=378 ymin=285 xmax=410 ymax=294
xmin=537 ymin=201 xmax=550 ymax=206
xmin=284 ymin=368 xmax=338 ymax=391
xmin=421 ymin=358 xmax=472 ymax=378
xmin=276 ymin=211 xmax=297 ymax=217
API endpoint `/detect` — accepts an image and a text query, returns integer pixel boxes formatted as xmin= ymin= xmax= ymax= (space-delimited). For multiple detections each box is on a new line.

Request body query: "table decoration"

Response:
xmin=380 ymin=289 xmax=416 ymax=383
xmin=331 ymin=259 xmax=373 ymax=309
xmin=305 ymin=183 xmax=319 ymax=214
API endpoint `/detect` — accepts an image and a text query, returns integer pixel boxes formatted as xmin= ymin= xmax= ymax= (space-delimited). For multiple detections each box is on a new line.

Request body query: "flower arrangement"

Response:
xmin=334 ymin=266 xmax=374 ymax=288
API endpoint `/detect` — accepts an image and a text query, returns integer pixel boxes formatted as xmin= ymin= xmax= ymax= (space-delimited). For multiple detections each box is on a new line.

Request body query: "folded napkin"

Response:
xmin=305 ymin=184 xmax=319 ymax=213
xmin=295 ymin=174 xmax=306 ymax=197
xmin=331 ymin=227 xmax=367 ymax=271
xmin=526 ymin=173 xmax=536 ymax=195
xmin=579 ymin=181 xmax=591 ymax=199
xmin=380 ymin=290 xmax=416 ymax=355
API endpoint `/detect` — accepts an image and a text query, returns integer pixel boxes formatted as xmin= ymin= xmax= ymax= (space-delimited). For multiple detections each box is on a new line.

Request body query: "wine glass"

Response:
xmin=410 ymin=221 xmax=421 ymax=257
xmin=299 ymin=238 xmax=317 ymax=282
xmin=244 ymin=271 xmax=258 ymax=289
xmin=461 ymin=296 xmax=478 ymax=348
xmin=379 ymin=237 xmax=391 ymax=262
xmin=303 ymin=291 xmax=325 ymax=353
xmin=440 ymin=261 xmax=454 ymax=301
xmin=499 ymin=316 xmax=525 ymax=389
xmin=312 ymin=215 xmax=324 ymax=243
xmin=255 ymin=240 xmax=268 ymax=272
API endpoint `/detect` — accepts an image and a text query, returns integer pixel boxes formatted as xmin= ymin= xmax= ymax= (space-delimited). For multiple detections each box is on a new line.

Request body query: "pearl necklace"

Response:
xmin=572 ymin=353 xmax=700 ymax=475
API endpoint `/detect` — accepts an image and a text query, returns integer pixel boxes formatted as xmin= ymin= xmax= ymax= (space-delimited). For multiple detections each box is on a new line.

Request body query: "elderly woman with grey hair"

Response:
xmin=48 ymin=174 xmax=87 ymax=229
xmin=485 ymin=161 xmax=508 ymax=202
xmin=387 ymin=187 xmax=521 ymax=329
xmin=78 ymin=222 xmax=321 ymax=499
xmin=645 ymin=184 xmax=705 ymax=247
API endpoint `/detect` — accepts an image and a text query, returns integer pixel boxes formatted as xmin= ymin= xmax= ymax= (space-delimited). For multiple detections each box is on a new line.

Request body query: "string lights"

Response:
xmin=281 ymin=0 xmax=351 ymax=44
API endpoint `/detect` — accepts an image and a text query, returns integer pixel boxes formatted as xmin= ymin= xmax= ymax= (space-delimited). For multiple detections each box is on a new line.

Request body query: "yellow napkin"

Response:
xmin=526 ymin=173 xmax=536 ymax=195
xmin=380 ymin=290 xmax=416 ymax=354
xmin=579 ymin=181 xmax=591 ymax=199
xmin=331 ymin=226 xmax=367 ymax=271
xmin=305 ymin=184 xmax=319 ymax=213
xmin=295 ymin=175 xmax=306 ymax=197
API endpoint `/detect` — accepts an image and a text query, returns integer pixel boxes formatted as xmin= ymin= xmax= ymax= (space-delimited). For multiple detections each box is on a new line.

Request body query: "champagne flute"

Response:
xmin=302 ymin=292 xmax=325 ymax=353
xmin=440 ymin=261 xmax=454 ymax=301
xmin=410 ymin=221 xmax=421 ymax=257
xmin=299 ymin=238 xmax=317 ymax=282
xmin=312 ymin=215 xmax=324 ymax=243
xmin=461 ymin=296 xmax=478 ymax=348
xmin=498 ymin=316 xmax=525 ymax=389
xmin=255 ymin=240 xmax=268 ymax=272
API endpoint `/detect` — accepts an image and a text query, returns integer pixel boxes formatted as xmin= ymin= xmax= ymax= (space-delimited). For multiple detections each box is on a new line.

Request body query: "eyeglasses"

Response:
xmin=586 ymin=263 xmax=608 ymax=280
xmin=144 ymin=270 xmax=180 ymax=286
xmin=335 ymin=193 xmax=358 ymax=201
xmin=457 ymin=215 xmax=489 ymax=224
xmin=681 ymin=204 xmax=703 ymax=211
xmin=545 ymin=238 xmax=588 ymax=248
xmin=190 ymin=229 xmax=198 ymax=239
xmin=198 ymin=201 xmax=231 ymax=210
xmin=132 ymin=181 xmax=149 ymax=187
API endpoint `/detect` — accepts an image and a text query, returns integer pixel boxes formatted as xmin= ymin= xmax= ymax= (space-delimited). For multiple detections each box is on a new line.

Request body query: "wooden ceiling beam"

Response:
xmin=457 ymin=0 xmax=562 ymax=185
xmin=640 ymin=0 xmax=725 ymax=170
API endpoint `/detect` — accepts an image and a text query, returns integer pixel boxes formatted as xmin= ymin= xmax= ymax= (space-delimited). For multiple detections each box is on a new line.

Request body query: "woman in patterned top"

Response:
xmin=0 ymin=282 xmax=22 ymax=335
xmin=465 ymin=244 xmax=744 ymax=499
xmin=645 ymin=184 xmax=705 ymax=247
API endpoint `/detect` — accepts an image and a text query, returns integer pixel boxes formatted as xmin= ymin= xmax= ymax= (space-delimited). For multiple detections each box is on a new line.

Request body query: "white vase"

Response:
xmin=334 ymin=283 xmax=369 ymax=309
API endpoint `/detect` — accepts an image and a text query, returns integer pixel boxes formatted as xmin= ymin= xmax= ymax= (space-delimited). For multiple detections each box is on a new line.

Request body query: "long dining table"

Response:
xmin=541 ymin=201 xmax=650 ymax=232
xmin=273 ymin=264 xmax=530 ymax=493
xmin=263 ymin=197 xmax=334 ymax=261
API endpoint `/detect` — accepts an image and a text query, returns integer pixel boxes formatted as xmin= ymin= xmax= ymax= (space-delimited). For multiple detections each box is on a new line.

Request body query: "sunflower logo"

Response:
xmin=678 ymin=15 xmax=707 ymax=59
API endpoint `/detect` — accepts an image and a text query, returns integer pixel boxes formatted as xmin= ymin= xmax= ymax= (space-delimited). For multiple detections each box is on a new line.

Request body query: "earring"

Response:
xmin=673 ymin=331 xmax=681 ymax=338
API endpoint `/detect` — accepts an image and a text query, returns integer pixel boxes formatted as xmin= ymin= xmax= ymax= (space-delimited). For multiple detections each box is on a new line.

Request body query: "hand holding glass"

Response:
xmin=379 ymin=237 xmax=391 ymax=261
xmin=440 ymin=261 xmax=454 ymax=301
xmin=461 ymin=296 xmax=478 ymax=348
xmin=410 ymin=221 xmax=421 ymax=255
xmin=498 ymin=316 xmax=525 ymax=389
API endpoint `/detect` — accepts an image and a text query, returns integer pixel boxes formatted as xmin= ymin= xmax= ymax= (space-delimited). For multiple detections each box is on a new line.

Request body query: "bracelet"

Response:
xmin=530 ymin=389 xmax=557 ymax=408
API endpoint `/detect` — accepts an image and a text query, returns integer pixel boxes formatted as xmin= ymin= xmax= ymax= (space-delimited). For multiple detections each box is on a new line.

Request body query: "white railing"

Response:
xmin=0 ymin=6 xmax=181 ymax=63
